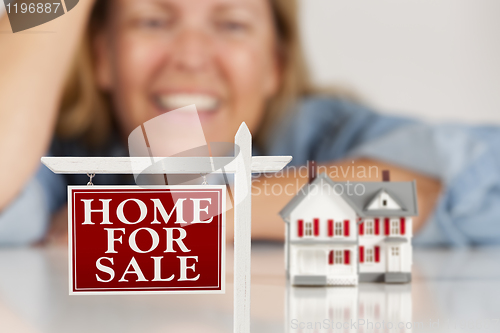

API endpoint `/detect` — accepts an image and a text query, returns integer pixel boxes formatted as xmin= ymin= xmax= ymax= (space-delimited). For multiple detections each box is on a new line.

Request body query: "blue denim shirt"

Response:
xmin=1 ymin=97 xmax=499 ymax=246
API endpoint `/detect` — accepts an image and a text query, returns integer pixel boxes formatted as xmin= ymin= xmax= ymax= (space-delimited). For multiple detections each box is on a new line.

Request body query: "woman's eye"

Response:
xmin=217 ymin=20 xmax=249 ymax=34
xmin=136 ymin=17 xmax=172 ymax=30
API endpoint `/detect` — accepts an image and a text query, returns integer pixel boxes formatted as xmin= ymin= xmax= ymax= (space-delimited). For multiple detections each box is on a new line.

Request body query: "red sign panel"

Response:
xmin=68 ymin=186 xmax=226 ymax=295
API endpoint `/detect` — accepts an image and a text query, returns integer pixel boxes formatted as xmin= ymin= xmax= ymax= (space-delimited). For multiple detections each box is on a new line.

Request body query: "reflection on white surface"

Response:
xmin=286 ymin=284 xmax=412 ymax=333
xmin=0 ymin=247 xmax=233 ymax=333
xmin=0 ymin=244 xmax=499 ymax=333
xmin=286 ymin=286 xmax=358 ymax=332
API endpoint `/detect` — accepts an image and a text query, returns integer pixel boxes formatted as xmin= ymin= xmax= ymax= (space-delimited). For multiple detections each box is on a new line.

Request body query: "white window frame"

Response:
xmin=334 ymin=250 xmax=344 ymax=264
xmin=366 ymin=248 xmax=374 ymax=263
xmin=334 ymin=221 xmax=343 ymax=236
xmin=304 ymin=221 xmax=313 ymax=237
xmin=390 ymin=219 xmax=400 ymax=235
xmin=365 ymin=219 xmax=374 ymax=235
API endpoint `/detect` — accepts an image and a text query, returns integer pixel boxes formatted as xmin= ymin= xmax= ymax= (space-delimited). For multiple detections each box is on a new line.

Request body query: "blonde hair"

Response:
xmin=56 ymin=1 xmax=112 ymax=146
xmin=56 ymin=0 xmax=346 ymax=148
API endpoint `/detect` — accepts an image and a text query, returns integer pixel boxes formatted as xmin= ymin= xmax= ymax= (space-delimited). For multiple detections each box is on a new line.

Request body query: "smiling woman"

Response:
xmin=1 ymin=0 xmax=500 ymax=247
xmin=58 ymin=0 xmax=303 ymax=148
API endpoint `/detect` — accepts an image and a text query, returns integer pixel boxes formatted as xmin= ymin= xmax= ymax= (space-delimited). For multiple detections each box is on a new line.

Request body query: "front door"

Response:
xmin=299 ymin=249 xmax=326 ymax=275
xmin=388 ymin=246 xmax=401 ymax=272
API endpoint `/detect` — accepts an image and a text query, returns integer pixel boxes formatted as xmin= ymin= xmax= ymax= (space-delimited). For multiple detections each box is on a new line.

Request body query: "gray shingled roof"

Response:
xmin=279 ymin=173 xmax=418 ymax=222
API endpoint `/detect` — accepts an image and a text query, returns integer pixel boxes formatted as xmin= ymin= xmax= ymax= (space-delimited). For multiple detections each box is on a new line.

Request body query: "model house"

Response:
xmin=279 ymin=168 xmax=418 ymax=286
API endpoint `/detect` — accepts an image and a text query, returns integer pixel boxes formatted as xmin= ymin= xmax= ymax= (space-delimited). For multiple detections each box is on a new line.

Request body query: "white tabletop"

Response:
xmin=0 ymin=244 xmax=499 ymax=333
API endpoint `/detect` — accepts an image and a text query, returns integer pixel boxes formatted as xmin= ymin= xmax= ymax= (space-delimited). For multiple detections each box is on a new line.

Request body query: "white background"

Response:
xmin=2 ymin=1 xmax=500 ymax=124
xmin=299 ymin=0 xmax=500 ymax=124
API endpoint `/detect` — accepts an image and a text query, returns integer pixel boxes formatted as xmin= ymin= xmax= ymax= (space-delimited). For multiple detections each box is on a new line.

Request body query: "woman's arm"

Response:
xmin=0 ymin=1 xmax=95 ymax=211
xmin=225 ymin=158 xmax=441 ymax=241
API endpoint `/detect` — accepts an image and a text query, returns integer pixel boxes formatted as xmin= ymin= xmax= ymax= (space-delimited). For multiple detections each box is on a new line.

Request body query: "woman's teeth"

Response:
xmin=157 ymin=94 xmax=219 ymax=112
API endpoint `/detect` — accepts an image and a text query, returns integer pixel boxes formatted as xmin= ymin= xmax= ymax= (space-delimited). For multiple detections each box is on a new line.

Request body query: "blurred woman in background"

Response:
xmin=0 ymin=0 xmax=498 ymax=246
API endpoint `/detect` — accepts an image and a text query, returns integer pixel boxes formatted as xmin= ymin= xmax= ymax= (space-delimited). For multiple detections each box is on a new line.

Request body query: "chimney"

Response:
xmin=308 ymin=160 xmax=317 ymax=183
xmin=382 ymin=170 xmax=390 ymax=182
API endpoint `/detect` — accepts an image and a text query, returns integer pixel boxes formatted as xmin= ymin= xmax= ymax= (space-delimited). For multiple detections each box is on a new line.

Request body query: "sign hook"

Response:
xmin=87 ymin=173 xmax=95 ymax=186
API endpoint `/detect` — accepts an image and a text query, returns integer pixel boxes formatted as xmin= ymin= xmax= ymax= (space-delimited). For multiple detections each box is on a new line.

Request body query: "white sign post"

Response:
xmin=42 ymin=122 xmax=292 ymax=333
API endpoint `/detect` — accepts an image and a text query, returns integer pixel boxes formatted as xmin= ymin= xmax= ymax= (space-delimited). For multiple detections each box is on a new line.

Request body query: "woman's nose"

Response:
xmin=169 ymin=28 xmax=214 ymax=73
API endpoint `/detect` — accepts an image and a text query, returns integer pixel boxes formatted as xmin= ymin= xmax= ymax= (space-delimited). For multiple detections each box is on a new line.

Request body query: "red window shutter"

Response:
xmin=375 ymin=218 xmax=380 ymax=235
xmin=400 ymin=217 xmax=406 ymax=235
xmin=329 ymin=250 xmax=334 ymax=265
xmin=384 ymin=218 xmax=390 ymax=236
xmin=344 ymin=220 xmax=350 ymax=236
xmin=328 ymin=219 xmax=334 ymax=237
xmin=375 ymin=246 xmax=380 ymax=262
xmin=344 ymin=250 xmax=350 ymax=264
xmin=298 ymin=219 xmax=304 ymax=237
xmin=313 ymin=218 xmax=319 ymax=236
xmin=359 ymin=222 xmax=364 ymax=236
xmin=359 ymin=246 xmax=364 ymax=263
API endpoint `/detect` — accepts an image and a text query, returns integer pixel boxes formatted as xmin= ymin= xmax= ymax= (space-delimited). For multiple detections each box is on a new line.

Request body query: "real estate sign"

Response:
xmin=68 ymin=186 xmax=226 ymax=295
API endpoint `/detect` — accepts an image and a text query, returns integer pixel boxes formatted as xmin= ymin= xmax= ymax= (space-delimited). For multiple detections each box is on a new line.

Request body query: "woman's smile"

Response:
xmin=155 ymin=93 xmax=221 ymax=113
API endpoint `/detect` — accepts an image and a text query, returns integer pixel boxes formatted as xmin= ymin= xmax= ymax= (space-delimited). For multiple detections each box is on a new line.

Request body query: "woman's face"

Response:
xmin=96 ymin=0 xmax=280 ymax=147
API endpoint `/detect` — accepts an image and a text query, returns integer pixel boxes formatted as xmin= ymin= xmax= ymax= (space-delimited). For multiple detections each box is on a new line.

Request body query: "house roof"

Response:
xmin=279 ymin=173 xmax=418 ymax=222
xmin=365 ymin=188 xmax=406 ymax=211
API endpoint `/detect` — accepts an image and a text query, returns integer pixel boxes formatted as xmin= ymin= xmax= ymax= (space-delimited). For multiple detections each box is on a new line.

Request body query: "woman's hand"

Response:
xmin=45 ymin=206 xmax=69 ymax=246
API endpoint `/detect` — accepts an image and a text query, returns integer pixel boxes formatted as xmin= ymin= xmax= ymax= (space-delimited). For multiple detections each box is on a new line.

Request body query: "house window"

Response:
xmin=329 ymin=251 xmax=350 ymax=265
xmin=334 ymin=250 xmax=343 ymax=264
xmin=383 ymin=199 xmax=387 ymax=207
xmin=391 ymin=219 xmax=400 ymax=235
xmin=304 ymin=222 xmax=313 ymax=237
xmin=366 ymin=248 xmax=374 ymax=262
xmin=335 ymin=222 xmax=343 ymax=236
xmin=391 ymin=247 xmax=399 ymax=256
xmin=365 ymin=220 xmax=374 ymax=235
